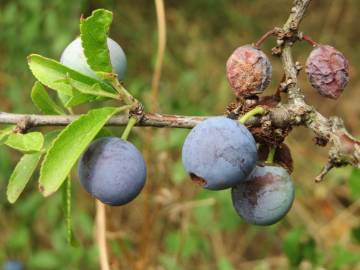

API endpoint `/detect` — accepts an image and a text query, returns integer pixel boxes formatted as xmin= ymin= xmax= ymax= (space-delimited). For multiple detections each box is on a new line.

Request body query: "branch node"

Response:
xmin=13 ymin=116 xmax=32 ymax=133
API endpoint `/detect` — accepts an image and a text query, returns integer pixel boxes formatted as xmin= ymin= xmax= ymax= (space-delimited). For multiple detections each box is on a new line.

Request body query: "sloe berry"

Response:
xmin=4 ymin=261 xmax=23 ymax=270
xmin=78 ymin=137 xmax=146 ymax=206
xmin=182 ymin=117 xmax=257 ymax=190
xmin=305 ymin=45 xmax=349 ymax=99
xmin=231 ymin=164 xmax=295 ymax=225
xmin=226 ymin=45 xmax=272 ymax=97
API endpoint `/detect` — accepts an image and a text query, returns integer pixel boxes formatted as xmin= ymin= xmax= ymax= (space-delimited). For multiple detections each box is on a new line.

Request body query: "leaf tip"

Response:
xmin=6 ymin=193 xmax=16 ymax=204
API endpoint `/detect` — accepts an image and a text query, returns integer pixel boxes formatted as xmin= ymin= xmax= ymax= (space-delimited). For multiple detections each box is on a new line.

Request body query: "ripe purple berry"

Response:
xmin=305 ymin=45 xmax=349 ymax=99
xmin=231 ymin=164 xmax=295 ymax=225
xmin=182 ymin=117 xmax=257 ymax=190
xmin=78 ymin=137 xmax=146 ymax=206
xmin=226 ymin=45 xmax=272 ymax=97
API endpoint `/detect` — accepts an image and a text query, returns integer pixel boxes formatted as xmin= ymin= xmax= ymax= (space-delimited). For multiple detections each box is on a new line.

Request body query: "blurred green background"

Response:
xmin=1 ymin=0 xmax=360 ymax=269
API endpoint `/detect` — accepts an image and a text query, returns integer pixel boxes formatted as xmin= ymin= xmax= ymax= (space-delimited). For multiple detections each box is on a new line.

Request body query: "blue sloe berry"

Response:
xmin=182 ymin=117 xmax=257 ymax=190
xmin=231 ymin=164 xmax=295 ymax=225
xmin=4 ymin=261 xmax=23 ymax=270
xmin=78 ymin=137 xmax=146 ymax=206
xmin=60 ymin=37 xmax=127 ymax=80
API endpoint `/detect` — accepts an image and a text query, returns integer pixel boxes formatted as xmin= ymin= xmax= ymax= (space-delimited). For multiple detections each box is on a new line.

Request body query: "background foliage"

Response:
xmin=0 ymin=0 xmax=360 ymax=269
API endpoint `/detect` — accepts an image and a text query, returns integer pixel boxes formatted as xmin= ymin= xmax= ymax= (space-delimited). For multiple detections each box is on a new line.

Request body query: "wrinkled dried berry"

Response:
xmin=226 ymin=45 xmax=272 ymax=97
xmin=305 ymin=45 xmax=349 ymax=99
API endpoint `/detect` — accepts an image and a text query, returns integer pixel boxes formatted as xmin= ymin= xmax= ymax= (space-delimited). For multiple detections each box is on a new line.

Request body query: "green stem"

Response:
xmin=121 ymin=117 xmax=138 ymax=140
xmin=112 ymin=79 xmax=137 ymax=106
xmin=62 ymin=176 xmax=72 ymax=245
xmin=266 ymin=146 xmax=276 ymax=164
xmin=239 ymin=106 xmax=266 ymax=124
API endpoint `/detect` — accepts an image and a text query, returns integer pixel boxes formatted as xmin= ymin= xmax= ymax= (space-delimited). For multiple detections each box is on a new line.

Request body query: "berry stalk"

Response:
xmin=121 ymin=116 xmax=138 ymax=140
xmin=266 ymin=146 xmax=276 ymax=164
xmin=239 ymin=106 xmax=266 ymax=124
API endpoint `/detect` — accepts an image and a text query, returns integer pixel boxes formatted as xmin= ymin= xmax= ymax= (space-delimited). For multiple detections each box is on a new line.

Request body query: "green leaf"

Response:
xmin=5 ymin=132 xmax=44 ymax=153
xmin=80 ymin=9 xmax=113 ymax=73
xmin=27 ymin=54 xmax=118 ymax=106
xmin=7 ymin=152 xmax=42 ymax=203
xmin=7 ymin=130 xmax=60 ymax=203
xmin=31 ymin=81 xmax=65 ymax=114
xmin=349 ymin=168 xmax=360 ymax=199
xmin=39 ymin=107 xmax=120 ymax=196
xmin=0 ymin=125 xmax=15 ymax=144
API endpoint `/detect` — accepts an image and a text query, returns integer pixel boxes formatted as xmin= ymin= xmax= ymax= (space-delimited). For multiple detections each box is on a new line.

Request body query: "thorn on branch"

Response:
xmin=315 ymin=162 xmax=334 ymax=182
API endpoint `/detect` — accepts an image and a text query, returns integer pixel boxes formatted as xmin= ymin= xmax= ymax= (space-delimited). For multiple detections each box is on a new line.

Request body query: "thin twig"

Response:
xmin=150 ymin=0 xmax=167 ymax=112
xmin=140 ymin=0 xmax=167 ymax=268
xmin=254 ymin=29 xmax=276 ymax=48
xmin=96 ymin=200 xmax=110 ymax=270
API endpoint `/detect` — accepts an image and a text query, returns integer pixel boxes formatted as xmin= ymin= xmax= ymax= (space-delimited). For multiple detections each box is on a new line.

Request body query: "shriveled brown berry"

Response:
xmin=226 ymin=45 xmax=272 ymax=97
xmin=305 ymin=45 xmax=349 ymax=99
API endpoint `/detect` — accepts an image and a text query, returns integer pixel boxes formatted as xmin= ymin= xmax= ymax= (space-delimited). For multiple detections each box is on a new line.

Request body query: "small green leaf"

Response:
xmin=5 ymin=132 xmax=44 ymax=153
xmin=39 ymin=107 xmax=120 ymax=196
xmin=80 ymin=9 xmax=113 ymax=73
xmin=349 ymin=168 xmax=360 ymax=199
xmin=6 ymin=131 xmax=60 ymax=203
xmin=27 ymin=54 xmax=117 ymax=106
xmin=31 ymin=81 xmax=65 ymax=114
xmin=7 ymin=152 xmax=42 ymax=203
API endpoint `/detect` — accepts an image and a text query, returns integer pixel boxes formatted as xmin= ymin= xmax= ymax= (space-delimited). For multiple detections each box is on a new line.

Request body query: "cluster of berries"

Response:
xmin=60 ymin=32 xmax=349 ymax=225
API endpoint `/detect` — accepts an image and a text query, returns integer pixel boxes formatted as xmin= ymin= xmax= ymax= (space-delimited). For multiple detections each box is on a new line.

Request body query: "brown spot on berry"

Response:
xmin=189 ymin=173 xmax=207 ymax=187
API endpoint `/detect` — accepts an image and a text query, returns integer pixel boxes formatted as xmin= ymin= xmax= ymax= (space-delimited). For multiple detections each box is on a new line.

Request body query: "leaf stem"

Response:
xmin=239 ymin=106 xmax=266 ymax=124
xmin=112 ymin=80 xmax=137 ymax=106
xmin=121 ymin=116 xmax=137 ymax=140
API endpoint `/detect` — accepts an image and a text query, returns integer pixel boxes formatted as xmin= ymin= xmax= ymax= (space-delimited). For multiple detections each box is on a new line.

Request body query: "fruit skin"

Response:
xmin=78 ymin=137 xmax=146 ymax=206
xmin=182 ymin=116 xmax=257 ymax=190
xmin=231 ymin=164 xmax=295 ymax=225
xmin=4 ymin=261 xmax=23 ymax=270
xmin=60 ymin=37 xmax=127 ymax=80
xmin=226 ymin=44 xmax=272 ymax=97
xmin=305 ymin=45 xmax=349 ymax=99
